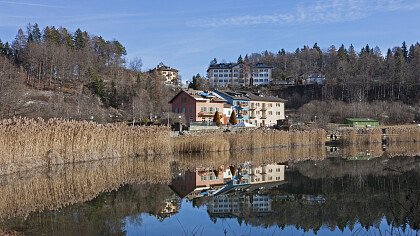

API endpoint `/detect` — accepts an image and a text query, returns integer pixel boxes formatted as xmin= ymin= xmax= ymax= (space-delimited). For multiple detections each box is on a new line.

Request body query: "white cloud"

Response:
xmin=188 ymin=0 xmax=420 ymax=27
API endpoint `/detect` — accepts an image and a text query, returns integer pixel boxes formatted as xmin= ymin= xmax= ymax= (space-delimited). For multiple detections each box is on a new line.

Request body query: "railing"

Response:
xmin=261 ymin=104 xmax=267 ymax=111
xmin=198 ymin=112 xmax=215 ymax=117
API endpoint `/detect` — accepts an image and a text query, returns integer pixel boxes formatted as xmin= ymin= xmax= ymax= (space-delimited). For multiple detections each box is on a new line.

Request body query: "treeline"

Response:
xmin=248 ymin=42 xmax=420 ymax=103
xmin=0 ymin=24 xmax=178 ymax=121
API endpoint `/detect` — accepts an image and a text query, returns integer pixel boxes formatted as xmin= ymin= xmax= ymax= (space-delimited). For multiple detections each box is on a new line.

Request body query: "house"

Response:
xmin=207 ymin=193 xmax=272 ymax=216
xmin=299 ymin=74 xmax=326 ymax=85
xmin=149 ymin=62 xmax=179 ymax=84
xmin=169 ymin=89 xmax=227 ymax=124
xmin=207 ymin=61 xmax=273 ymax=87
xmin=245 ymin=92 xmax=286 ymax=127
xmin=213 ymin=90 xmax=250 ymax=123
xmin=345 ymin=118 xmax=379 ymax=128
xmin=169 ymin=168 xmax=226 ymax=199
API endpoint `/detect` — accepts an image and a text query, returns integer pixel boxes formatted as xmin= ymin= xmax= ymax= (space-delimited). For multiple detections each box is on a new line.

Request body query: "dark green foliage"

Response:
xmin=74 ymin=28 xmax=88 ymax=49
xmin=88 ymin=68 xmax=107 ymax=103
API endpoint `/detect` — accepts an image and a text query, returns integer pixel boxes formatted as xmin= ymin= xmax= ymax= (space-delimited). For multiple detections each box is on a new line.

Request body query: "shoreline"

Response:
xmin=0 ymin=118 xmax=419 ymax=175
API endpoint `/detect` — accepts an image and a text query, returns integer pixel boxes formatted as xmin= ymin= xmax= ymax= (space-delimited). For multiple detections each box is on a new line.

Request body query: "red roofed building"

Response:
xmin=169 ymin=89 xmax=228 ymax=124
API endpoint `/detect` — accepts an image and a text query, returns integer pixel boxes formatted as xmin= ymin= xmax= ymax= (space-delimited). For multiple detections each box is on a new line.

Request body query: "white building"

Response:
xmin=246 ymin=93 xmax=286 ymax=127
xmin=149 ymin=62 xmax=179 ymax=84
xmin=207 ymin=62 xmax=273 ymax=87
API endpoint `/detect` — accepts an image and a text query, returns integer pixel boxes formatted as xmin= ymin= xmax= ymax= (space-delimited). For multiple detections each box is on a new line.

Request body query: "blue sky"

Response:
xmin=1 ymin=0 xmax=420 ymax=83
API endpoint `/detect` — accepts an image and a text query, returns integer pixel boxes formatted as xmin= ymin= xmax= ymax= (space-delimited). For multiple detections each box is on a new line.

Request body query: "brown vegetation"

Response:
xmin=0 ymin=118 xmax=171 ymax=175
xmin=172 ymin=129 xmax=326 ymax=154
xmin=0 ymin=156 xmax=171 ymax=220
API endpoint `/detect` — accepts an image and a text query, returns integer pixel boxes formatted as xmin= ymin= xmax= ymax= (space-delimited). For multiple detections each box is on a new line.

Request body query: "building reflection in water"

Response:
xmin=169 ymin=162 xmax=287 ymax=219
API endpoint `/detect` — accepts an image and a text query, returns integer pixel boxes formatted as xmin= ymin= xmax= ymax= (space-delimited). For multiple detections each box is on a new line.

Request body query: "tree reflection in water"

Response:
xmin=0 ymin=153 xmax=419 ymax=235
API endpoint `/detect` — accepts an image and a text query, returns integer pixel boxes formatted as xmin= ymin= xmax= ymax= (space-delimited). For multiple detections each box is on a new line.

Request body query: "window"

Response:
xmin=216 ymin=108 xmax=219 ymax=111
xmin=268 ymin=104 xmax=272 ymax=107
xmin=276 ymin=112 xmax=281 ymax=115
xmin=214 ymin=74 xmax=218 ymax=77
xmin=209 ymin=107 xmax=213 ymax=112
xmin=201 ymin=107 xmax=207 ymax=112
xmin=228 ymin=111 xmax=231 ymax=115
xmin=201 ymin=176 xmax=206 ymax=181
xmin=268 ymin=111 xmax=273 ymax=115
xmin=214 ymin=70 xmax=218 ymax=72
xmin=175 ymin=108 xmax=179 ymax=113
xmin=276 ymin=168 xmax=281 ymax=172
xmin=182 ymin=107 xmax=186 ymax=113
xmin=189 ymin=107 xmax=193 ymax=113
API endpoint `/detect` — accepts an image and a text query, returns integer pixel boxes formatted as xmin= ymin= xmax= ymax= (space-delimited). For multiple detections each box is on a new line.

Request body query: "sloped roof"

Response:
xmin=168 ymin=89 xmax=226 ymax=103
xmin=244 ymin=92 xmax=287 ymax=103
xmin=214 ymin=90 xmax=250 ymax=101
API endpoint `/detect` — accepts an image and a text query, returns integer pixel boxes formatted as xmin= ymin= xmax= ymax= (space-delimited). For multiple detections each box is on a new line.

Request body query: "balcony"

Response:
xmin=198 ymin=112 xmax=215 ymax=117
xmin=261 ymin=105 xmax=267 ymax=111
xmin=250 ymin=113 xmax=256 ymax=118
xmin=249 ymin=105 xmax=256 ymax=110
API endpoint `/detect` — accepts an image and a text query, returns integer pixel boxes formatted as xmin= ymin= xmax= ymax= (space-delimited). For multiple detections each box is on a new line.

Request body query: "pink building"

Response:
xmin=169 ymin=168 xmax=225 ymax=199
xmin=169 ymin=89 xmax=227 ymax=124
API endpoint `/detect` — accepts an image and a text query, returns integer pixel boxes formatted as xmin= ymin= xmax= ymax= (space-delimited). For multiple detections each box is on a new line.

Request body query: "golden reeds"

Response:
xmin=172 ymin=129 xmax=326 ymax=154
xmin=0 ymin=156 xmax=171 ymax=220
xmin=0 ymin=118 xmax=171 ymax=175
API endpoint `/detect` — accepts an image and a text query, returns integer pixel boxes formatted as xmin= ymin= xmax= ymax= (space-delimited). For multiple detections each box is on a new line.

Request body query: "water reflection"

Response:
xmin=0 ymin=146 xmax=419 ymax=235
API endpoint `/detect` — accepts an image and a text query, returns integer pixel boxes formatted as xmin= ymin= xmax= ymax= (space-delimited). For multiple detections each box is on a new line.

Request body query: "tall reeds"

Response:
xmin=340 ymin=126 xmax=420 ymax=145
xmin=0 ymin=118 xmax=171 ymax=175
xmin=0 ymin=156 xmax=171 ymax=220
xmin=172 ymin=129 xmax=326 ymax=154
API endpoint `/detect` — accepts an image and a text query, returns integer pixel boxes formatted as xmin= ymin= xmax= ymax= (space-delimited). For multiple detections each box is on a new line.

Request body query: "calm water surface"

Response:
xmin=1 ymin=146 xmax=420 ymax=236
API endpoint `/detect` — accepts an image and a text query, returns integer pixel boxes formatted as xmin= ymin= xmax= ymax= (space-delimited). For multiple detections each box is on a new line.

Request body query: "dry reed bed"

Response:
xmin=172 ymin=129 xmax=326 ymax=154
xmin=0 ymin=118 xmax=171 ymax=175
xmin=340 ymin=126 xmax=420 ymax=144
xmin=0 ymin=156 xmax=171 ymax=220
xmin=385 ymin=126 xmax=420 ymax=143
xmin=340 ymin=128 xmax=382 ymax=144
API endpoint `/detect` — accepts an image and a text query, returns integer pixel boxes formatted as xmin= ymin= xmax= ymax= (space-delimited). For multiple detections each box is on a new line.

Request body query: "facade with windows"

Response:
xmin=149 ymin=62 xmax=179 ymax=84
xmin=169 ymin=89 xmax=227 ymax=124
xmin=246 ymin=93 xmax=286 ymax=127
xmin=207 ymin=62 xmax=272 ymax=87
xmin=213 ymin=90 xmax=250 ymax=123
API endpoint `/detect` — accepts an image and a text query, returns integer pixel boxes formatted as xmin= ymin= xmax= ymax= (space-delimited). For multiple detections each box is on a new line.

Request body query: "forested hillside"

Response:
xmin=249 ymin=42 xmax=420 ymax=103
xmin=0 ymin=24 xmax=179 ymax=122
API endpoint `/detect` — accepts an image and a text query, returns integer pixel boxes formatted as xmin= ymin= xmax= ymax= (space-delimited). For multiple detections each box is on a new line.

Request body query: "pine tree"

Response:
xmin=32 ymin=23 xmax=42 ymax=42
xmin=402 ymin=41 xmax=408 ymax=60
xmin=210 ymin=58 xmax=217 ymax=66
xmin=229 ymin=110 xmax=238 ymax=125
xmin=237 ymin=55 xmax=243 ymax=64
xmin=74 ymin=28 xmax=87 ymax=49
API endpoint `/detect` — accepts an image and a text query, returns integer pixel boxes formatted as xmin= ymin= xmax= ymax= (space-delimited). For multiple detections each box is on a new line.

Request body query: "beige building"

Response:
xmin=150 ymin=62 xmax=179 ymax=84
xmin=246 ymin=93 xmax=286 ymax=127
xmin=207 ymin=62 xmax=273 ymax=87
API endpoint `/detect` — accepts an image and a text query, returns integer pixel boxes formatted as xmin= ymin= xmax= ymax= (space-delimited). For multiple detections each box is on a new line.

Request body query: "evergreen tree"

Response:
xmin=74 ymin=28 xmax=87 ymax=49
xmin=402 ymin=41 xmax=408 ymax=60
xmin=32 ymin=23 xmax=42 ymax=42
xmin=237 ymin=55 xmax=243 ymax=64
xmin=229 ymin=110 xmax=238 ymax=125
xmin=210 ymin=58 xmax=217 ymax=66
xmin=337 ymin=44 xmax=348 ymax=61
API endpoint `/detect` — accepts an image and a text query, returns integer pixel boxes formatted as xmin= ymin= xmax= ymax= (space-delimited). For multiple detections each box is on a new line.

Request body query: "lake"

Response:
xmin=0 ymin=145 xmax=419 ymax=236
